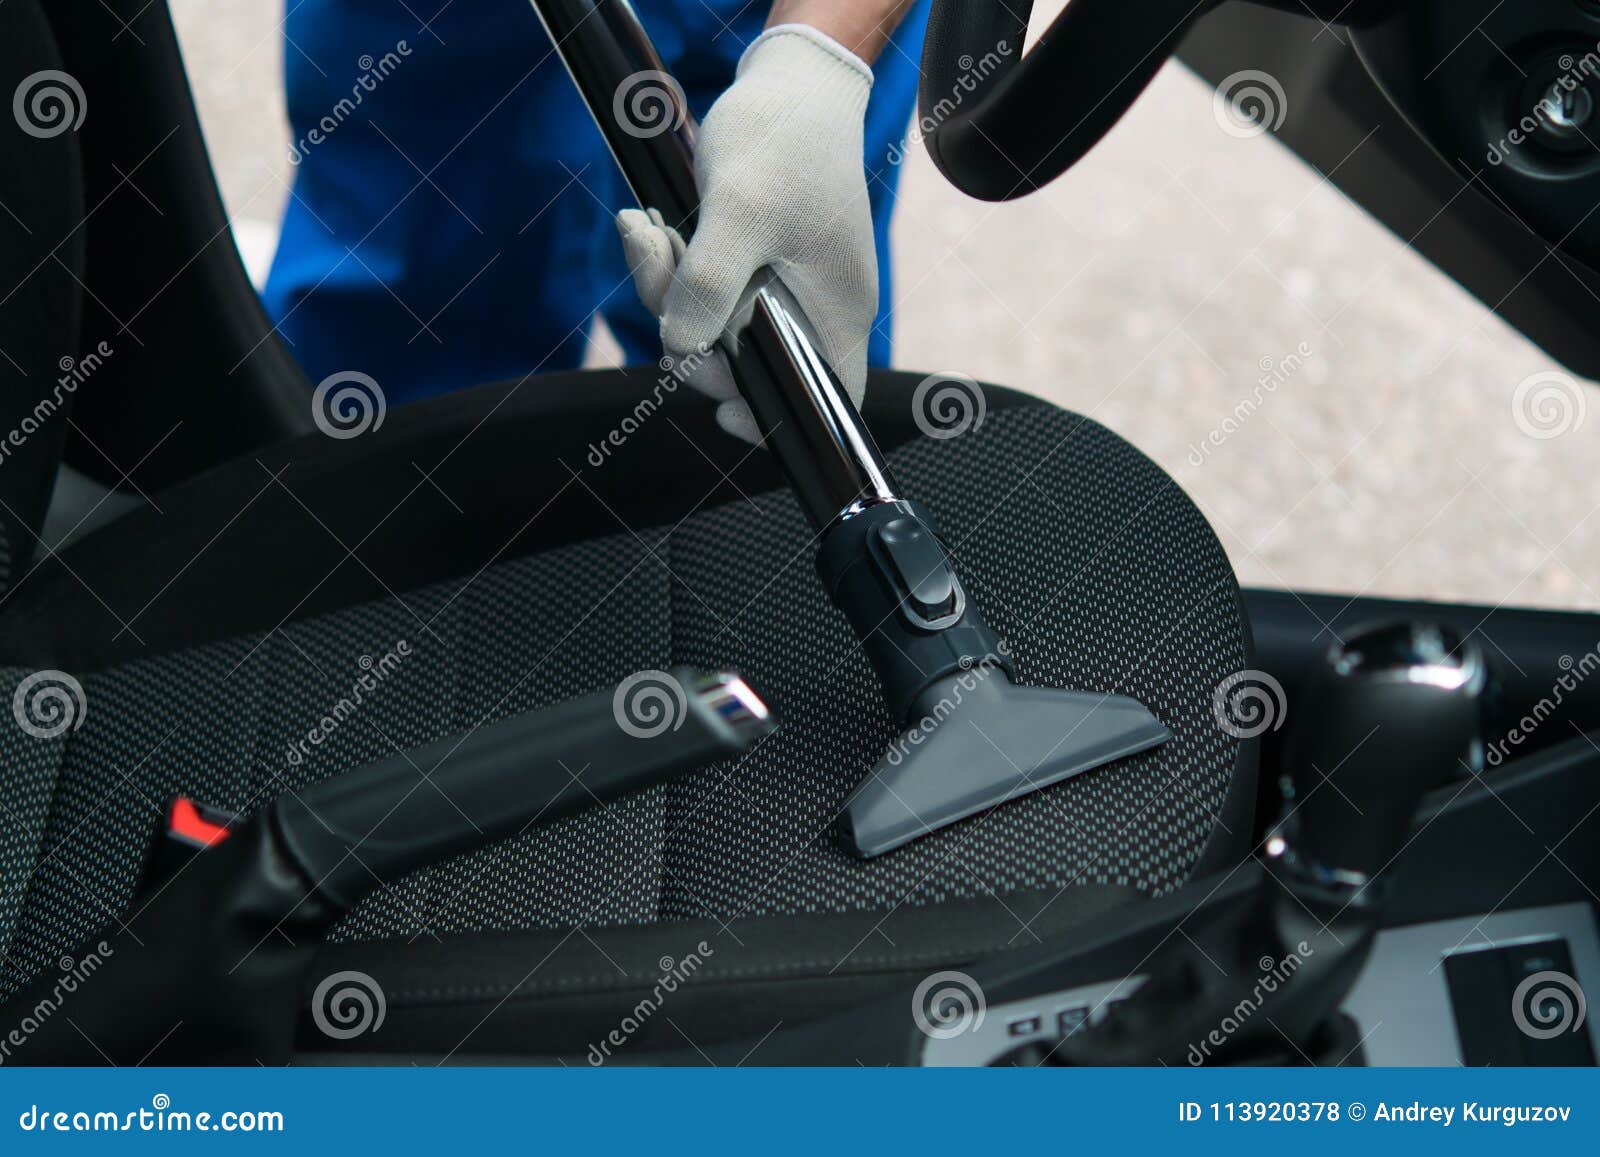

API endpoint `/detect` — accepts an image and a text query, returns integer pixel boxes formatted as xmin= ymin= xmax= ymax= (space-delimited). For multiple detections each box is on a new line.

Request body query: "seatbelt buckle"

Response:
xmin=140 ymin=795 xmax=234 ymax=890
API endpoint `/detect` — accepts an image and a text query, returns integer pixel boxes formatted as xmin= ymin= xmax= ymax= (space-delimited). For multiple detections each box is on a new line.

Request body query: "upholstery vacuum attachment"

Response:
xmin=818 ymin=498 xmax=1169 ymax=856
xmin=531 ymin=0 xmax=1170 ymax=857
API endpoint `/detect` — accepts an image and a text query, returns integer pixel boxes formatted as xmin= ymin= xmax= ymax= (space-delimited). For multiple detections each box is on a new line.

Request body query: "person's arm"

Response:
xmin=616 ymin=0 xmax=919 ymax=441
xmin=765 ymin=0 xmax=916 ymax=64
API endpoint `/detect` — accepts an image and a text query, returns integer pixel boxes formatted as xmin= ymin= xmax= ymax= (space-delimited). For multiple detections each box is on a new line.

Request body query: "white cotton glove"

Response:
xmin=616 ymin=24 xmax=878 ymax=443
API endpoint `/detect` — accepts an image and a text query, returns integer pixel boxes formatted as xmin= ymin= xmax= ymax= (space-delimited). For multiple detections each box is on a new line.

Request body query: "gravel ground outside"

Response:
xmin=171 ymin=0 xmax=1599 ymax=616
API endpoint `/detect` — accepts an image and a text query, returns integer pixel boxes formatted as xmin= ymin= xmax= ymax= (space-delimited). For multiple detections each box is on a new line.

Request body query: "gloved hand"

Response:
xmin=616 ymin=23 xmax=878 ymax=443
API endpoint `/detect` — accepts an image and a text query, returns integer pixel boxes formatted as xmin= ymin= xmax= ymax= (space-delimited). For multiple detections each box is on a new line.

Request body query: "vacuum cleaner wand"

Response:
xmin=528 ymin=0 xmax=895 ymax=525
xmin=530 ymin=0 xmax=1170 ymax=856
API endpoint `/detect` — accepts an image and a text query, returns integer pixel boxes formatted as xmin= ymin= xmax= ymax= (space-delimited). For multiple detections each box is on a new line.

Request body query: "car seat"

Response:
xmin=0 ymin=0 xmax=1255 ymax=1058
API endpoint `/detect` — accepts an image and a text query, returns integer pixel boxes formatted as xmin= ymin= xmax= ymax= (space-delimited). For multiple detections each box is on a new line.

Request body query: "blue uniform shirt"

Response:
xmin=263 ymin=0 xmax=931 ymax=405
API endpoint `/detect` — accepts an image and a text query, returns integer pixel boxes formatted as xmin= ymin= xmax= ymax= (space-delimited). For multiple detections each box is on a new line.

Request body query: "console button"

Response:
xmin=1445 ymin=938 xmax=1595 ymax=1066
xmin=1056 ymin=1005 xmax=1089 ymax=1037
xmin=1502 ymin=939 xmax=1595 ymax=1067
xmin=1007 ymin=1015 xmax=1043 ymax=1038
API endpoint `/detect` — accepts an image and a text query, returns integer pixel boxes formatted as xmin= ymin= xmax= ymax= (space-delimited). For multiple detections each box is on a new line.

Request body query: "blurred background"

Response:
xmin=171 ymin=0 xmax=1598 ymax=614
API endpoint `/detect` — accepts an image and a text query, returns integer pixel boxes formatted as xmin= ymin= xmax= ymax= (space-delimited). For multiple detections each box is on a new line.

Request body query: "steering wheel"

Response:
xmin=917 ymin=0 xmax=1392 ymax=201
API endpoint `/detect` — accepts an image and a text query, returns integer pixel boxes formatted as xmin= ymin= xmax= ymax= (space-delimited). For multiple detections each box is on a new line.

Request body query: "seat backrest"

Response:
xmin=0 ymin=0 xmax=86 ymax=596
xmin=40 ymin=0 xmax=315 ymax=495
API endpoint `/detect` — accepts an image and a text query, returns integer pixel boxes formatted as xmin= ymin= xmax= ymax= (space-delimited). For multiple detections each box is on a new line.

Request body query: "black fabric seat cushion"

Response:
xmin=0 ymin=371 xmax=1250 ymax=1052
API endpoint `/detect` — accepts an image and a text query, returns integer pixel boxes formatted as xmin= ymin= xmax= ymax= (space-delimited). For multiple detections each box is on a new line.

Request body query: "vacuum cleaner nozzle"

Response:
xmin=842 ymin=668 xmax=1171 ymax=857
xmin=818 ymin=498 xmax=1171 ymax=858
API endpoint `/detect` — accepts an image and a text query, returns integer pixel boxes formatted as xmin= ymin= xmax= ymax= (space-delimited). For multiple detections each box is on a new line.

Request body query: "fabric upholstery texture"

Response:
xmin=0 ymin=403 xmax=1247 ymax=1002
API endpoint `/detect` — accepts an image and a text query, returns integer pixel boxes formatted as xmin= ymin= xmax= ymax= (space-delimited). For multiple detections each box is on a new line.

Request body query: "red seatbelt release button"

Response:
xmin=167 ymin=796 xmax=233 ymax=849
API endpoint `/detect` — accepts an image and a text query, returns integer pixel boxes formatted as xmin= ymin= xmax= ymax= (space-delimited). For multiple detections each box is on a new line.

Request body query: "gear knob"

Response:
xmin=1276 ymin=622 xmax=1491 ymax=880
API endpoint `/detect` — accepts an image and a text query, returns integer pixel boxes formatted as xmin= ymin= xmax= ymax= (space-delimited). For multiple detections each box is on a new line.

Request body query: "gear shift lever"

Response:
xmin=1026 ymin=621 xmax=1493 ymax=1066
xmin=1271 ymin=621 xmax=1491 ymax=882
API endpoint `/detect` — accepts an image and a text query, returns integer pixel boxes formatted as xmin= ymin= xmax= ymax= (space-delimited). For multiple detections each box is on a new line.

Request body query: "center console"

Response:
xmin=922 ymin=731 xmax=1600 ymax=1067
